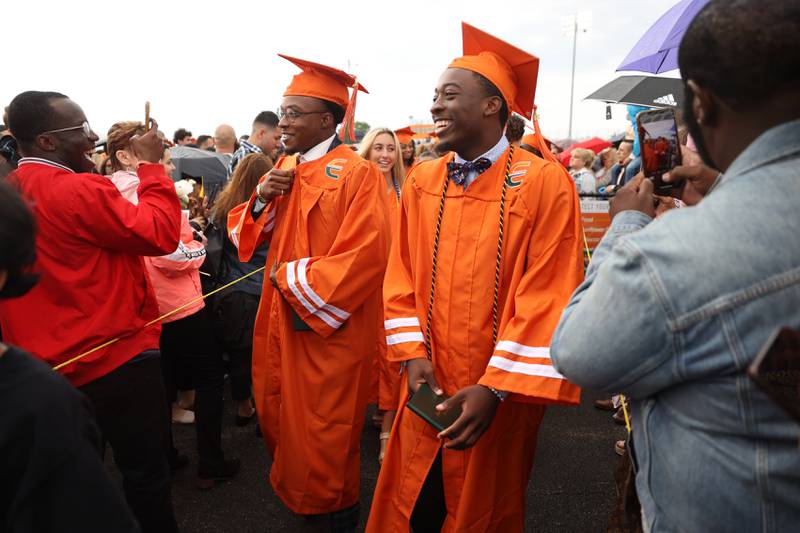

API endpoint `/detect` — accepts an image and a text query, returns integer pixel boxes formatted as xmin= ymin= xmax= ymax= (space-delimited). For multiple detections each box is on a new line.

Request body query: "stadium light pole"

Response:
xmin=562 ymin=12 xmax=591 ymax=141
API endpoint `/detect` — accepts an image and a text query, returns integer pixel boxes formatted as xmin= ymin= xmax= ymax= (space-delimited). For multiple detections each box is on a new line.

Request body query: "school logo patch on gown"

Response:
xmin=505 ymin=161 xmax=530 ymax=188
xmin=325 ymin=159 xmax=347 ymax=180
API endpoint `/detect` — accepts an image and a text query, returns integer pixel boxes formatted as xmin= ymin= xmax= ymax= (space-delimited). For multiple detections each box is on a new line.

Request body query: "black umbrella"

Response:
xmin=585 ymin=75 xmax=684 ymax=108
xmin=170 ymin=146 xmax=231 ymax=204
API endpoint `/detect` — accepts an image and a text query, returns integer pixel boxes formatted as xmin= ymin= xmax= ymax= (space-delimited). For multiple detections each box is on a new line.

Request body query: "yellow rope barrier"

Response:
xmin=52 ymin=266 xmax=266 ymax=372
xmin=620 ymin=396 xmax=632 ymax=433
xmin=582 ymin=226 xmax=593 ymax=264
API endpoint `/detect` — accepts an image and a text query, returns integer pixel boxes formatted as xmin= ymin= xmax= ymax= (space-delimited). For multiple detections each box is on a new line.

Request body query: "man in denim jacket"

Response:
xmin=551 ymin=1 xmax=800 ymax=531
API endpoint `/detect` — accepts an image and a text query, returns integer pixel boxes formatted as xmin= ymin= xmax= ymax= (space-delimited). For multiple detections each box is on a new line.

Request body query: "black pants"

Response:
xmin=80 ymin=355 xmax=179 ymax=533
xmin=212 ymin=290 xmax=259 ymax=402
xmin=410 ymin=449 xmax=447 ymax=533
xmin=160 ymin=308 xmax=226 ymax=475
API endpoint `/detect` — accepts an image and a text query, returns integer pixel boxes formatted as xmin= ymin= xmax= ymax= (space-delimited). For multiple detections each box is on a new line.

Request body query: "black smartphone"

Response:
xmin=747 ymin=327 xmax=800 ymax=423
xmin=291 ymin=309 xmax=312 ymax=331
xmin=406 ymin=382 xmax=462 ymax=432
xmin=636 ymin=108 xmax=682 ymax=195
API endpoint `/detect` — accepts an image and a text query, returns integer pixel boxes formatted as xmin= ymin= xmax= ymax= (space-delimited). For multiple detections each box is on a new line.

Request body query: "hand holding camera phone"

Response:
xmin=636 ymin=108 xmax=683 ymax=196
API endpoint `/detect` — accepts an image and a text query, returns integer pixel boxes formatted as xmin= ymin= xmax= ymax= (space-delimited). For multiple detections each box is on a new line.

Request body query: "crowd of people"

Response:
xmin=0 ymin=1 xmax=798 ymax=532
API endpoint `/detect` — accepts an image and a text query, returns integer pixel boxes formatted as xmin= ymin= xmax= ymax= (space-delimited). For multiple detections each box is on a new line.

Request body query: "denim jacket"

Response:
xmin=551 ymin=120 xmax=800 ymax=533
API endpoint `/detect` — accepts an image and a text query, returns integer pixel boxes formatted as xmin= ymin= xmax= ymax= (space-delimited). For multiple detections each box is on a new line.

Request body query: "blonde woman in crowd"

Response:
xmin=358 ymin=127 xmax=405 ymax=463
xmin=568 ymin=147 xmax=597 ymax=194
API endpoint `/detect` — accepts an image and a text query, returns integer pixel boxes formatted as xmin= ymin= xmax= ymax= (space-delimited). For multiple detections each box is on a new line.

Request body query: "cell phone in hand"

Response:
xmin=636 ymin=108 xmax=682 ymax=196
xmin=406 ymin=382 xmax=462 ymax=432
xmin=748 ymin=327 xmax=800 ymax=423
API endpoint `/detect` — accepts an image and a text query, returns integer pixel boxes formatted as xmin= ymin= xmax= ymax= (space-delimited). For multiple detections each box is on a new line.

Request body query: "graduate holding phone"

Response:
xmin=367 ymin=23 xmax=584 ymax=533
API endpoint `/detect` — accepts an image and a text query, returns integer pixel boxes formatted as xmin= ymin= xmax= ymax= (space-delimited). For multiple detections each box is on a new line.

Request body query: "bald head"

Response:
xmin=214 ymin=124 xmax=236 ymax=154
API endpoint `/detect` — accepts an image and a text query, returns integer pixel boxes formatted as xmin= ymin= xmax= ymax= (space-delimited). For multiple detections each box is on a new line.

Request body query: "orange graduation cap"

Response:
xmin=279 ymin=54 xmax=368 ymax=143
xmin=449 ymin=22 xmax=539 ymax=120
xmin=280 ymin=54 xmax=367 ymax=108
xmin=394 ymin=126 xmax=415 ymax=145
xmin=449 ymin=23 xmax=559 ymax=164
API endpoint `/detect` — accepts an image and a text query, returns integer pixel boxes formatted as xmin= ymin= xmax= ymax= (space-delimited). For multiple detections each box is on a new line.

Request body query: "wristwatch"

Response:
xmin=483 ymin=385 xmax=507 ymax=402
xmin=256 ymin=181 xmax=269 ymax=203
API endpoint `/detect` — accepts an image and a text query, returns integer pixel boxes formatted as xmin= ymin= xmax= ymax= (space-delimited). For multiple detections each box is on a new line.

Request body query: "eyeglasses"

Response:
xmin=40 ymin=121 xmax=92 ymax=137
xmin=277 ymin=109 xmax=328 ymax=123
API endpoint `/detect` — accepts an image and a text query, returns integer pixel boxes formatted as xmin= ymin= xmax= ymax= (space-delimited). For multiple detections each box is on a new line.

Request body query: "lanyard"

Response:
xmin=423 ymin=145 xmax=516 ymax=358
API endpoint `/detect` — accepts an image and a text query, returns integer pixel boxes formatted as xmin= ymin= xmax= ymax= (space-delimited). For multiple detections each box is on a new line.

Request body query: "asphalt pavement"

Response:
xmin=111 ymin=388 xmax=625 ymax=532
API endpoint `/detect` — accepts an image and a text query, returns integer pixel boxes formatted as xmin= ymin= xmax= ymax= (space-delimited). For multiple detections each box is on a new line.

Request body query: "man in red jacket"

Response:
xmin=0 ymin=91 xmax=182 ymax=533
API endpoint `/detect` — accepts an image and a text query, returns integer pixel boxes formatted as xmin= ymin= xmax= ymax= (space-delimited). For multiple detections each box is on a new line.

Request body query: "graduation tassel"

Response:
xmin=531 ymin=105 xmax=559 ymax=164
xmin=532 ymin=104 xmax=592 ymax=262
xmin=338 ymin=79 xmax=360 ymax=144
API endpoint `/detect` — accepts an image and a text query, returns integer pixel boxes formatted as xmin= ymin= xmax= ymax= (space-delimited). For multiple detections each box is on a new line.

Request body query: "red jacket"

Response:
xmin=0 ymin=159 xmax=181 ymax=386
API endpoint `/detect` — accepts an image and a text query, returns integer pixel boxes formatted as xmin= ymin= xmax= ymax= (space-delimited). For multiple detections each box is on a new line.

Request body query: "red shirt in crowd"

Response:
xmin=0 ymin=159 xmax=181 ymax=386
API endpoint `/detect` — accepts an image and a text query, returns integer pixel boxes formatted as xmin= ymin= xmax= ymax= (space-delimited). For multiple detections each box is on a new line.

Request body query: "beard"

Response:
xmin=682 ymin=85 xmax=718 ymax=170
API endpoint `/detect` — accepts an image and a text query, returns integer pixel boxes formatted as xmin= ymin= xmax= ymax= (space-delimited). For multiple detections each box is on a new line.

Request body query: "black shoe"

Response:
xmin=197 ymin=458 xmax=241 ymax=490
xmin=168 ymin=452 xmax=189 ymax=472
xmin=594 ymin=398 xmax=615 ymax=411
xmin=236 ymin=411 xmax=256 ymax=427
xmin=330 ymin=504 xmax=360 ymax=533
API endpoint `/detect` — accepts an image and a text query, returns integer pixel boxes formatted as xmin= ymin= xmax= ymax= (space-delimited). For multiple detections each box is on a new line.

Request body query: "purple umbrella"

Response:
xmin=617 ymin=0 xmax=709 ymax=74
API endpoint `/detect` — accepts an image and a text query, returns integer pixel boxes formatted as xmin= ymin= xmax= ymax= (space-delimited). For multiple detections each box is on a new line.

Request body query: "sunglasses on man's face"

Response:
xmin=40 ymin=121 xmax=93 ymax=137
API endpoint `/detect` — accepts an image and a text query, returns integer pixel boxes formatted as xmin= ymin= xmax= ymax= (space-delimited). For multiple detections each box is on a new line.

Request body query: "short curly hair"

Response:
xmin=678 ymin=0 xmax=800 ymax=111
xmin=106 ymin=121 xmax=147 ymax=172
xmin=7 ymin=91 xmax=69 ymax=146
xmin=504 ymin=114 xmax=525 ymax=144
xmin=474 ymin=72 xmax=509 ymax=128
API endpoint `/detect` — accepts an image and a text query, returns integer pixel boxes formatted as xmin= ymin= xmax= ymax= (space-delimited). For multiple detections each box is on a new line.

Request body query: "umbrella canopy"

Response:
xmin=585 ymin=75 xmax=684 ymax=108
xmin=608 ymin=132 xmax=628 ymax=145
xmin=617 ymin=0 xmax=709 ymax=74
xmin=170 ymin=146 xmax=231 ymax=203
xmin=559 ymin=137 xmax=612 ymax=166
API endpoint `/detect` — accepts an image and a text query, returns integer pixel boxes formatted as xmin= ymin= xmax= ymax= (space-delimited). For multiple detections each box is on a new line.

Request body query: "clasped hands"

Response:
xmin=406 ymin=357 xmax=500 ymax=450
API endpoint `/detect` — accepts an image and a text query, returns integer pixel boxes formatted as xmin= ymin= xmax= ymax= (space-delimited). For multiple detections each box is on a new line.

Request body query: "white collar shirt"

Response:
xmin=297 ymin=134 xmax=337 ymax=164
xmin=453 ymin=135 xmax=510 ymax=189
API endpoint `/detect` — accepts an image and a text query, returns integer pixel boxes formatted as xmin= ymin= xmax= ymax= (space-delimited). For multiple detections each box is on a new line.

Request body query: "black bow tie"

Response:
xmin=447 ymin=157 xmax=492 ymax=186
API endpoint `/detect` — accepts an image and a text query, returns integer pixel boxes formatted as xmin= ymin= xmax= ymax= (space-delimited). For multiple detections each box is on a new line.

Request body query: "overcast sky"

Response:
xmin=4 ymin=0 xmax=681 ymax=142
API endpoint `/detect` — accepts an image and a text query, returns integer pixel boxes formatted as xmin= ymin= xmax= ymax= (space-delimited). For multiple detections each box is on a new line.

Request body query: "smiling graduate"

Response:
xmin=366 ymin=23 xmax=585 ymax=532
xmin=226 ymin=55 xmax=389 ymax=530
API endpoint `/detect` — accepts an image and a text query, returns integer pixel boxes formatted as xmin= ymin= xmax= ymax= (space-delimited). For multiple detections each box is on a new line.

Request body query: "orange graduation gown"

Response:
xmin=366 ymin=147 xmax=584 ymax=532
xmin=227 ymin=144 xmax=389 ymax=514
